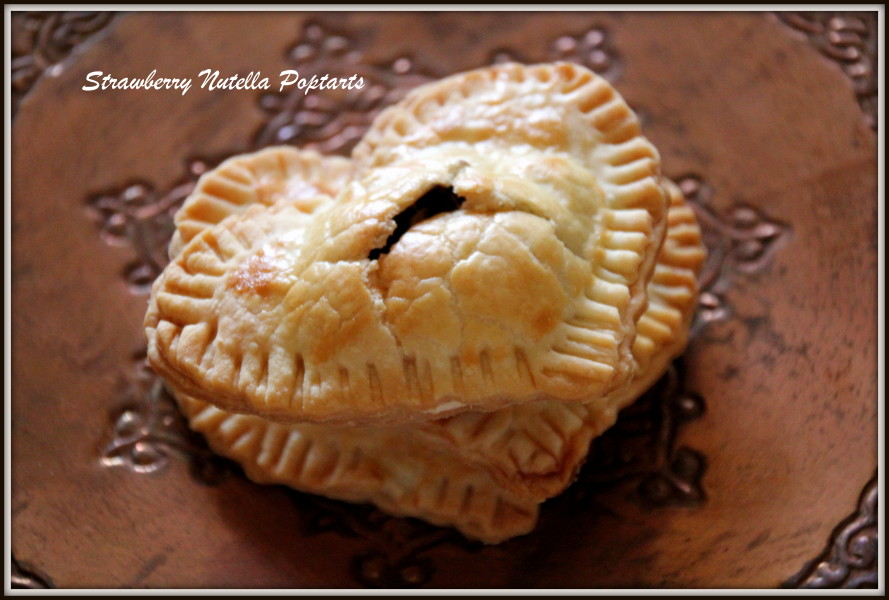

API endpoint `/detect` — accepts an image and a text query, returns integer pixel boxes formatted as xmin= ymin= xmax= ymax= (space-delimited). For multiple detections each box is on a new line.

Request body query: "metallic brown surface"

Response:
xmin=10 ymin=11 xmax=878 ymax=589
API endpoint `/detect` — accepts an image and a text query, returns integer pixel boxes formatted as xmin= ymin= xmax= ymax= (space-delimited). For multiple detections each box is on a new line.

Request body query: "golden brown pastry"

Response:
xmin=169 ymin=181 xmax=703 ymax=543
xmin=146 ymin=62 xmax=669 ymax=425
xmin=168 ymin=147 xmax=353 ymax=258
xmin=144 ymin=62 xmax=706 ymax=543
xmin=174 ymin=392 xmax=539 ymax=543
xmin=416 ymin=180 xmax=704 ymax=499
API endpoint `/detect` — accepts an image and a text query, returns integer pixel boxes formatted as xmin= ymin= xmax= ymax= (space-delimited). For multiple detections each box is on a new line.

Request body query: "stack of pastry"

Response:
xmin=144 ymin=62 xmax=706 ymax=543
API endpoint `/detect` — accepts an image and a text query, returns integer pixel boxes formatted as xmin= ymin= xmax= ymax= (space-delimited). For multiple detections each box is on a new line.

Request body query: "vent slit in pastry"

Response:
xmin=368 ymin=185 xmax=466 ymax=260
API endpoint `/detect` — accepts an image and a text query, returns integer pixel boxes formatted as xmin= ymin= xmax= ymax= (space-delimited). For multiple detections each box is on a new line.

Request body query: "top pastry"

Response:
xmin=145 ymin=62 xmax=669 ymax=424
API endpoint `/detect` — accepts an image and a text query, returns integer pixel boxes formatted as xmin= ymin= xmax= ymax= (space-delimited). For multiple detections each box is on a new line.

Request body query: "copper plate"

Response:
xmin=10 ymin=11 xmax=879 ymax=589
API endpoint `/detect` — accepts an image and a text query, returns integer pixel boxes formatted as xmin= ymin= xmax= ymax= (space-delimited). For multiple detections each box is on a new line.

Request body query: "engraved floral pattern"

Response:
xmin=11 ymin=11 xmax=116 ymax=114
xmin=11 ymin=555 xmax=53 ymax=589
xmin=775 ymin=12 xmax=877 ymax=130
xmin=254 ymin=22 xmax=440 ymax=155
xmin=674 ymin=175 xmax=791 ymax=336
xmin=575 ymin=359 xmax=707 ymax=507
xmin=291 ymin=494 xmax=475 ymax=588
xmin=100 ymin=351 xmax=229 ymax=485
xmin=85 ymin=159 xmax=213 ymax=295
xmin=491 ymin=26 xmax=623 ymax=83
xmin=784 ymin=474 xmax=878 ymax=589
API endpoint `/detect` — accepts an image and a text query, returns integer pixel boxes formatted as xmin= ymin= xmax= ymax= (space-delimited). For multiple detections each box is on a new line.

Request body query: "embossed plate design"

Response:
xmin=10 ymin=11 xmax=878 ymax=589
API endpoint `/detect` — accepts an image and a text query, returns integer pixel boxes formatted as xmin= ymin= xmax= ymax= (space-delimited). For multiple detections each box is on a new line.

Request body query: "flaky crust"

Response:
xmin=169 ymin=147 xmax=353 ymax=257
xmin=417 ymin=181 xmax=705 ymax=499
xmin=145 ymin=63 xmax=670 ymax=424
xmin=168 ymin=183 xmax=703 ymax=543
xmin=174 ymin=392 xmax=538 ymax=544
xmin=142 ymin=62 xmax=705 ymax=544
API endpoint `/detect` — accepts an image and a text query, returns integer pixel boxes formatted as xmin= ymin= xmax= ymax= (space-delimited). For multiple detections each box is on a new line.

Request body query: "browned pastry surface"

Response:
xmin=145 ymin=63 xmax=671 ymax=425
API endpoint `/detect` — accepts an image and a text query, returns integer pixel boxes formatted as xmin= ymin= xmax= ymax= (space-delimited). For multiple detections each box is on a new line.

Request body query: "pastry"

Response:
xmin=168 ymin=147 xmax=353 ymax=258
xmin=145 ymin=61 xmax=669 ymax=425
xmin=174 ymin=392 xmax=539 ymax=544
xmin=144 ymin=62 xmax=705 ymax=543
xmin=416 ymin=180 xmax=704 ymax=499
xmin=169 ymin=180 xmax=703 ymax=542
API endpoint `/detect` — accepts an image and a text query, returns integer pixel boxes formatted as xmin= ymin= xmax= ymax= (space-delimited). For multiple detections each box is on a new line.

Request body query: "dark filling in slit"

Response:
xmin=368 ymin=186 xmax=466 ymax=260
